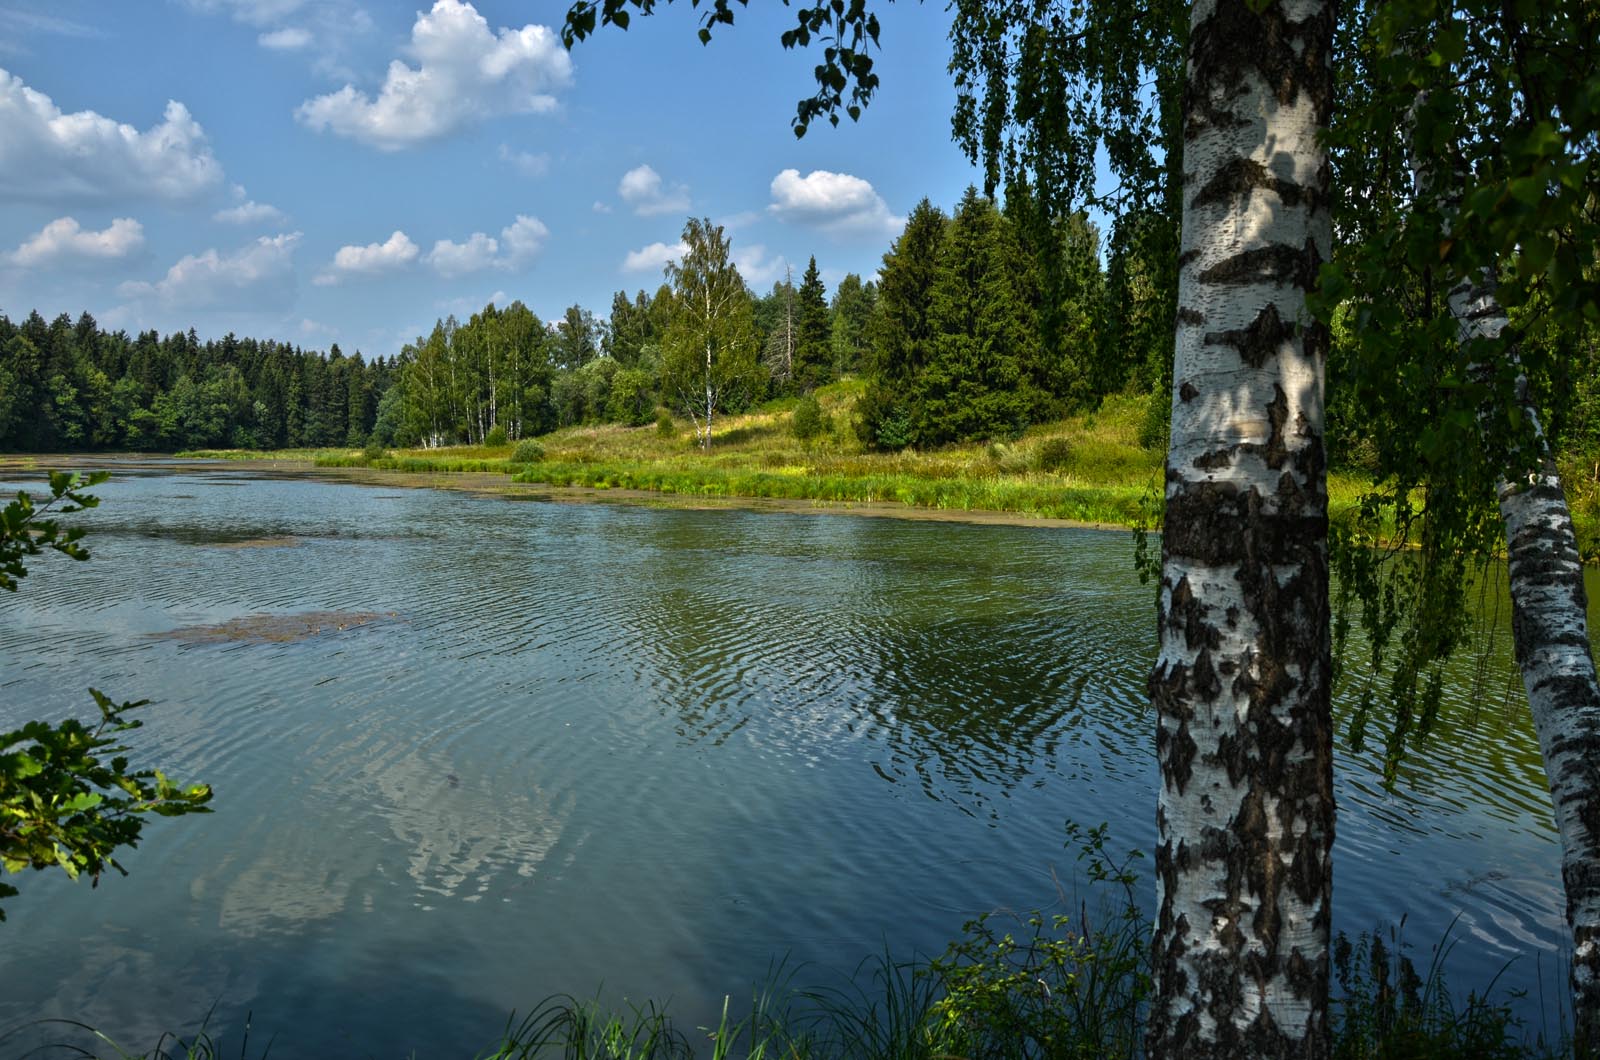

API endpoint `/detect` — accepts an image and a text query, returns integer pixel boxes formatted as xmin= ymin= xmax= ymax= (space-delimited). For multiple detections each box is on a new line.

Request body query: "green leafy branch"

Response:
xmin=0 ymin=471 xmax=213 ymax=921
xmin=0 ymin=689 xmax=213 ymax=921
xmin=1 ymin=469 xmax=109 ymax=593
xmin=559 ymin=0 xmax=882 ymax=137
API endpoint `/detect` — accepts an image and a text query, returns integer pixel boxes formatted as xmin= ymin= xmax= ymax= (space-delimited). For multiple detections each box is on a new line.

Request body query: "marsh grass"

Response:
xmin=7 ymin=919 xmax=1552 ymax=1060
xmin=1 ymin=1008 xmax=272 ymax=1060
xmin=1331 ymin=919 xmax=1559 ymax=1060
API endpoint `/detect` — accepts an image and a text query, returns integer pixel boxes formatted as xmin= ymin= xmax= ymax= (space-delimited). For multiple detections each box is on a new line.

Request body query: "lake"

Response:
xmin=0 ymin=463 xmax=1575 ymax=1055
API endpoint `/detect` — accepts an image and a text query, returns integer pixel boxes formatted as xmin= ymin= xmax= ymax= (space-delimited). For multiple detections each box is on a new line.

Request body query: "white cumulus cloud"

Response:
xmin=768 ymin=168 xmax=902 ymax=237
xmin=295 ymin=0 xmax=572 ymax=150
xmin=183 ymin=0 xmax=311 ymax=25
xmin=498 ymin=214 xmax=547 ymax=262
xmin=618 ymin=164 xmax=690 ymax=217
xmin=316 ymin=230 xmax=419 ymax=284
xmin=427 ymin=231 xmax=498 ymax=277
xmin=0 ymin=68 xmax=223 ymax=203
xmin=622 ymin=240 xmax=688 ymax=274
xmin=499 ymin=144 xmax=549 ymax=177
xmin=733 ymin=244 xmax=788 ymax=287
xmin=258 ymin=26 xmax=313 ymax=49
xmin=426 ymin=214 xmax=548 ymax=276
xmin=120 ymin=232 xmax=300 ymax=310
xmin=214 ymin=200 xmax=288 ymax=225
xmin=7 ymin=217 xmax=144 ymax=268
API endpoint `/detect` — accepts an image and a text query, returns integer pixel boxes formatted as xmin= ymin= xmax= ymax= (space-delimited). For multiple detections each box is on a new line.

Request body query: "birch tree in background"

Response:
xmin=661 ymin=216 xmax=761 ymax=450
xmin=1454 ymin=269 xmax=1600 ymax=1052
xmin=1325 ymin=0 xmax=1600 ymax=1041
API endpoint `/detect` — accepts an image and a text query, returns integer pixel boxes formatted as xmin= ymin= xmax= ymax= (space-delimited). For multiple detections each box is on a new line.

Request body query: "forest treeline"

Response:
xmin=0 ymin=187 xmax=1171 ymax=455
xmin=0 ymin=314 xmax=392 ymax=453
xmin=2 ymin=183 xmax=1597 ymax=470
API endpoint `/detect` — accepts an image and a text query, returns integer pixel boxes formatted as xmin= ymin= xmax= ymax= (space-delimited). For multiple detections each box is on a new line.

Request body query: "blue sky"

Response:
xmin=0 ymin=0 xmax=985 ymax=360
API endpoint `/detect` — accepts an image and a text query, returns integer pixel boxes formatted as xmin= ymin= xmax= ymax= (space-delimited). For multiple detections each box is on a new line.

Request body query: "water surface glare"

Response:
xmin=0 ymin=466 xmax=1573 ymax=1054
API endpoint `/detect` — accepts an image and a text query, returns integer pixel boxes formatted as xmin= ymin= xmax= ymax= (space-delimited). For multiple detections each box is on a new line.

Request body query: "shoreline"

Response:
xmin=0 ymin=453 xmax=1139 ymax=534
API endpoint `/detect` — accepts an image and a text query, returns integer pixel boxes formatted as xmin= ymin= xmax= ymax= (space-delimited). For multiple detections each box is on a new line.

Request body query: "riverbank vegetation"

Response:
xmin=174 ymin=386 xmax=1392 ymax=533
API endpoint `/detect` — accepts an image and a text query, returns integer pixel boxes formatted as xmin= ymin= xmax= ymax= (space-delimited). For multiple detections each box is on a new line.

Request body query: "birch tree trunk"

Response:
xmin=704 ymin=336 xmax=715 ymax=450
xmin=1148 ymin=0 xmax=1335 ymax=1054
xmin=1450 ymin=273 xmax=1600 ymax=1053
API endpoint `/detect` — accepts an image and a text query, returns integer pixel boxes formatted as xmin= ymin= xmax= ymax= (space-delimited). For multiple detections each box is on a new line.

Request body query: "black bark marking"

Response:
xmin=1264 ymin=386 xmax=1291 ymax=468
xmin=1185 ymin=94 xmax=1252 ymax=140
xmin=1204 ymin=303 xmax=1298 ymax=369
xmin=1154 ymin=678 xmax=1200 ymax=792
xmin=1194 ymin=449 xmax=1233 ymax=470
xmin=1162 ymin=474 xmax=1327 ymax=568
xmin=1192 ymin=157 xmax=1319 ymax=211
xmin=1178 ymin=307 xmax=1206 ymax=326
xmin=1168 ymin=574 xmax=1223 ymax=650
xmin=1180 ymin=381 xmax=1201 ymax=402
xmin=1186 ymin=0 xmax=1335 ymax=132
xmin=1197 ymin=237 xmax=1322 ymax=290
xmin=1193 ymin=648 xmax=1223 ymax=701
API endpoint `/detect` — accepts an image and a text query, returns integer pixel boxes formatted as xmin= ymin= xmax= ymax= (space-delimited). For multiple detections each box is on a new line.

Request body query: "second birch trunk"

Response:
xmin=1451 ymin=272 xmax=1600 ymax=1054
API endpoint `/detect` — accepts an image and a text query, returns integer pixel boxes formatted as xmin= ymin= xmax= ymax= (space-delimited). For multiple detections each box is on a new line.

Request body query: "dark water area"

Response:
xmin=0 ymin=464 xmax=1577 ymax=1055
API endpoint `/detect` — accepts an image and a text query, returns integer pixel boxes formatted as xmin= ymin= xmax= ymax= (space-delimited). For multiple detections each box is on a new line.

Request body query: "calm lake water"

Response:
xmin=0 ymin=464 xmax=1578 ymax=1054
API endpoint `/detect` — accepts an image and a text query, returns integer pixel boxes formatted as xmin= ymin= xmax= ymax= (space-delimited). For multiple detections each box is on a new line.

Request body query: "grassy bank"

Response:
xmin=188 ymin=388 xmax=1167 ymax=528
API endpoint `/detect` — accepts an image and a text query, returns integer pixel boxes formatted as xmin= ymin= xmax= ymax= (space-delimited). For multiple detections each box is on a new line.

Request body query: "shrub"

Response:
xmin=360 ymin=441 xmax=387 ymax=465
xmin=854 ymin=381 xmax=914 ymax=451
xmin=511 ymin=439 xmax=545 ymax=464
xmin=656 ymin=410 xmax=676 ymax=437
xmin=1035 ymin=436 xmax=1073 ymax=473
xmin=928 ymin=822 xmax=1151 ymax=1059
xmin=792 ymin=394 xmax=825 ymax=443
xmin=608 ymin=368 xmax=656 ymax=426
xmin=485 ymin=425 xmax=509 ymax=447
xmin=1137 ymin=389 xmax=1170 ymax=451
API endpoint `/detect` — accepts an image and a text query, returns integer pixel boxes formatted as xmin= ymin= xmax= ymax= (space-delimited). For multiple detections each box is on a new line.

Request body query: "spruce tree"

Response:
xmin=792 ymin=256 xmax=832 ymax=392
xmin=860 ymin=199 xmax=945 ymax=448
xmin=913 ymin=187 xmax=1037 ymax=445
xmin=869 ymin=199 xmax=944 ymax=388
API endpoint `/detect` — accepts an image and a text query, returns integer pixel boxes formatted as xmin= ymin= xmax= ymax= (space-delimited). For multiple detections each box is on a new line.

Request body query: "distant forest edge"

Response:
xmin=0 ymin=189 xmax=1160 ymax=455
xmin=3 ymin=186 xmax=1599 ymax=498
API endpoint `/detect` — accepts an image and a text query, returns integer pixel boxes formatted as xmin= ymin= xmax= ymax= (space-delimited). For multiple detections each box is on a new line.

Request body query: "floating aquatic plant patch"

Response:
xmin=152 ymin=610 xmax=398 ymax=645
xmin=204 ymin=536 xmax=301 ymax=549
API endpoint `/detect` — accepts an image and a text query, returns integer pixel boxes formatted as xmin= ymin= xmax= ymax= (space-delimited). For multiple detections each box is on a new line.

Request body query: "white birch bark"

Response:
xmin=1449 ymin=273 xmax=1600 ymax=1052
xmin=1148 ymin=0 xmax=1335 ymax=1054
